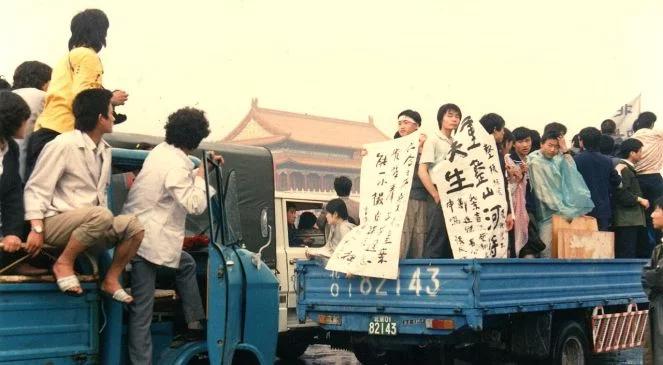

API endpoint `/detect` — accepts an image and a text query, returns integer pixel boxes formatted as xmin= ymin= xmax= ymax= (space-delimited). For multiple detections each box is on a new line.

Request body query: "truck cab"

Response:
xmin=0 ymin=139 xmax=279 ymax=365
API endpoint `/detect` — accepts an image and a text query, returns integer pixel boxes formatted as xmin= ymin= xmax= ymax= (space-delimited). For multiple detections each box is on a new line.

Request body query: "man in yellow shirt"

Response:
xmin=26 ymin=9 xmax=128 ymax=178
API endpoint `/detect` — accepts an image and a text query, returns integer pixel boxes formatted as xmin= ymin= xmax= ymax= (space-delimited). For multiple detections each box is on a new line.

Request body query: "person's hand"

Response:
xmin=418 ymin=133 xmax=427 ymax=149
xmin=432 ymin=191 xmax=440 ymax=204
xmin=111 ymin=90 xmax=129 ymax=106
xmin=207 ymin=152 xmax=224 ymax=166
xmin=639 ymin=197 xmax=650 ymax=209
xmin=1 ymin=235 xmax=22 ymax=253
xmin=519 ymin=162 xmax=528 ymax=174
xmin=25 ymin=231 xmax=44 ymax=257
xmin=506 ymin=214 xmax=515 ymax=231
xmin=558 ymin=136 xmax=568 ymax=153
xmin=360 ymin=148 xmax=368 ymax=157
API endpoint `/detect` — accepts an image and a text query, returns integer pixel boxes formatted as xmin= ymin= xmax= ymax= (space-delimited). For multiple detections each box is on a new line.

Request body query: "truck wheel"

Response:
xmin=550 ymin=321 xmax=589 ymax=365
xmin=352 ymin=344 xmax=404 ymax=365
xmin=276 ymin=339 xmax=309 ymax=361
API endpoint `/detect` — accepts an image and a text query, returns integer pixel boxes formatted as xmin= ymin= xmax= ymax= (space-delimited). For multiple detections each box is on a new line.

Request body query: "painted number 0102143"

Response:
xmin=329 ymin=267 xmax=441 ymax=298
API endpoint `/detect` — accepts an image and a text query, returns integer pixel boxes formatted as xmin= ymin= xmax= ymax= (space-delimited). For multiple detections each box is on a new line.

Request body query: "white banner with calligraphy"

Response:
xmin=432 ymin=117 xmax=508 ymax=259
xmin=610 ymin=94 xmax=641 ymax=138
xmin=326 ymin=132 xmax=420 ymax=279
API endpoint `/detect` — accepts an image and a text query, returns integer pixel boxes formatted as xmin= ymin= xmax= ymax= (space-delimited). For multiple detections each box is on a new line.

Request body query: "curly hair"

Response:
xmin=12 ymin=61 xmax=52 ymax=90
xmin=164 ymin=107 xmax=211 ymax=150
xmin=69 ymin=9 xmax=109 ymax=52
xmin=0 ymin=91 xmax=30 ymax=140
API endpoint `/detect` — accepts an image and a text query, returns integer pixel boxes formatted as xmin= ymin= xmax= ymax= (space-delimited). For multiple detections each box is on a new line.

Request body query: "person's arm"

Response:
xmin=165 ymin=166 xmax=216 ymax=215
xmin=418 ymin=163 xmax=439 ymax=203
xmin=614 ymin=168 xmax=646 ymax=207
xmin=24 ymin=140 xmax=68 ymax=221
xmin=0 ymin=142 xmax=25 ymax=238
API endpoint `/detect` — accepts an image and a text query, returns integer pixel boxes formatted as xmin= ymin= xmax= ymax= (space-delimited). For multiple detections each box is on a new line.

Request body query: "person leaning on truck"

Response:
xmin=121 ymin=107 xmax=223 ymax=364
xmin=642 ymin=196 xmax=663 ymax=364
xmin=23 ymin=88 xmax=144 ymax=301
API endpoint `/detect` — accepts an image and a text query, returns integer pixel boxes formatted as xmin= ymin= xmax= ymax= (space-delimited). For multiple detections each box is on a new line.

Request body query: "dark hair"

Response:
xmin=600 ymin=119 xmax=616 ymax=134
xmin=298 ymin=212 xmax=317 ymax=230
xmin=512 ymin=127 xmax=531 ymax=142
xmin=543 ymin=122 xmax=567 ymax=136
xmin=0 ymin=77 xmax=10 ymax=90
xmin=599 ymin=135 xmax=615 ymax=155
xmin=398 ymin=109 xmax=422 ymax=126
xmin=73 ymin=88 xmax=113 ymax=132
xmin=578 ymin=127 xmax=601 ymax=151
xmin=635 ymin=112 xmax=657 ymax=130
xmin=0 ymin=91 xmax=30 ymax=140
xmin=479 ymin=113 xmax=505 ymax=134
xmin=540 ymin=130 xmax=561 ymax=144
xmin=619 ymin=138 xmax=643 ymax=159
xmin=164 ymin=107 xmax=211 ymax=150
xmin=68 ymin=9 xmax=109 ymax=52
xmin=333 ymin=176 xmax=352 ymax=197
xmin=436 ymin=103 xmax=462 ymax=129
xmin=286 ymin=203 xmax=296 ymax=212
xmin=571 ymin=134 xmax=580 ymax=149
xmin=654 ymin=196 xmax=663 ymax=211
xmin=325 ymin=198 xmax=349 ymax=220
xmin=12 ymin=61 xmax=52 ymax=90
xmin=393 ymin=131 xmax=401 ymax=139
xmin=530 ymin=129 xmax=541 ymax=150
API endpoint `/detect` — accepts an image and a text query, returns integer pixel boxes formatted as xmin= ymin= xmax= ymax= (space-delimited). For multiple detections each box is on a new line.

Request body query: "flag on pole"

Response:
xmin=609 ymin=94 xmax=641 ymax=138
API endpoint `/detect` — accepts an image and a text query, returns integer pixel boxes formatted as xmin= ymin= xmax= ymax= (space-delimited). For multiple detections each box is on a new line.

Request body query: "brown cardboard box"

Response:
xmin=557 ymin=229 xmax=615 ymax=259
xmin=551 ymin=215 xmax=598 ymax=258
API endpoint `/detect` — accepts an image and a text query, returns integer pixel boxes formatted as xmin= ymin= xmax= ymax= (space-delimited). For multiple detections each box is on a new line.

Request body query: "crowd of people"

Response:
xmin=0 ymin=9 xmax=223 ymax=364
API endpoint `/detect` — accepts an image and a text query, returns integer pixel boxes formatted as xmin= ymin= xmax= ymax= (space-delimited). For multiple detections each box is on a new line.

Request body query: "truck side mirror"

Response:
xmin=260 ymin=208 xmax=269 ymax=238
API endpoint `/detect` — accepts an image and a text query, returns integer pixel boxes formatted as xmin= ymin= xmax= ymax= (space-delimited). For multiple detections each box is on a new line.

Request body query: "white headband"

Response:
xmin=398 ymin=115 xmax=418 ymax=125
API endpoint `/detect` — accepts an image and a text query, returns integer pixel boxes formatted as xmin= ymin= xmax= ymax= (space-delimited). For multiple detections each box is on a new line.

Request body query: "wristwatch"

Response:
xmin=31 ymin=225 xmax=44 ymax=234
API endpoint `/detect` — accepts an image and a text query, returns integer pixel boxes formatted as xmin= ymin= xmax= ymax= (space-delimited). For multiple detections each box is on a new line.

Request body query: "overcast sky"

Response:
xmin=2 ymin=0 xmax=661 ymax=140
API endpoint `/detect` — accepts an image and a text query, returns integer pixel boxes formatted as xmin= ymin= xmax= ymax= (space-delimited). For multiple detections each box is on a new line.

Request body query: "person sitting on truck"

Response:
xmin=393 ymin=109 xmax=428 ymax=259
xmin=121 ymin=107 xmax=222 ymax=362
xmin=23 ymin=88 xmax=144 ymax=300
xmin=613 ymin=138 xmax=649 ymax=258
xmin=0 ymin=91 xmax=30 ymax=258
xmin=306 ymin=198 xmax=355 ymax=260
xmin=317 ymin=176 xmax=360 ymax=229
xmin=418 ymin=103 xmax=461 ymax=259
xmin=527 ymin=130 xmax=594 ymax=257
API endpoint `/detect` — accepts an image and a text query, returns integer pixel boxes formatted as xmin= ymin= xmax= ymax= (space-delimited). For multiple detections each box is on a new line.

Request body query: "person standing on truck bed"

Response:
xmin=121 ymin=107 xmax=222 ymax=364
xmin=393 ymin=109 xmax=428 ymax=259
xmin=642 ymin=196 xmax=663 ymax=364
xmin=417 ymin=103 xmax=461 ymax=258
xmin=23 ymin=88 xmax=144 ymax=300
xmin=316 ymin=176 xmax=360 ymax=229
xmin=527 ymin=130 xmax=594 ymax=257
xmin=25 ymin=9 xmax=129 ymax=180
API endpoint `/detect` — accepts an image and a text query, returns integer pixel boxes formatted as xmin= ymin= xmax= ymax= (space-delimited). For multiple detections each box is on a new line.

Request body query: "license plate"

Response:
xmin=368 ymin=316 xmax=397 ymax=336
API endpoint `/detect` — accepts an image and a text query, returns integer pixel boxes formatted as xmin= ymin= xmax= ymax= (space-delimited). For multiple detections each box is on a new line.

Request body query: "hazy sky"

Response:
xmin=2 ymin=0 xmax=661 ymax=140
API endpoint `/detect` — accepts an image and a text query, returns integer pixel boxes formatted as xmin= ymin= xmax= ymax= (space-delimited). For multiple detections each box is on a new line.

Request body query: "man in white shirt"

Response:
xmin=23 ymin=88 xmax=144 ymax=301
xmin=122 ymin=107 xmax=221 ymax=365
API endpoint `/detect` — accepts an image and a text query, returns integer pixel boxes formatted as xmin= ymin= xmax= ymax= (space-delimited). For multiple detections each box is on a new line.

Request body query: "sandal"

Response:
xmin=56 ymin=275 xmax=84 ymax=297
xmin=102 ymin=288 xmax=133 ymax=304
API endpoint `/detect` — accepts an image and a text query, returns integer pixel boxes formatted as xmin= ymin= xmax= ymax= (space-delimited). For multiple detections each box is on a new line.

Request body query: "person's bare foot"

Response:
xmin=101 ymin=279 xmax=133 ymax=303
xmin=52 ymin=260 xmax=82 ymax=295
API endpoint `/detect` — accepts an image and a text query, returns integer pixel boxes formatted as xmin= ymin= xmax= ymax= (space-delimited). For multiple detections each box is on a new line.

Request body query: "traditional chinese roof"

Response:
xmin=221 ymin=98 xmax=389 ymax=149
xmin=272 ymin=151 xmax=361 ymax=170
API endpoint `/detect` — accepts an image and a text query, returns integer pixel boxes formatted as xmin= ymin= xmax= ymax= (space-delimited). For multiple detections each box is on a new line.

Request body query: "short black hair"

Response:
xmin=398 ymin=109 xmax=421 ymax=126
xmin=73 ymin=88 xmax=113 ymax=132
xmin=286 ymin=203 xmax=296 ymax=212
xmin=436 ymin=103 xmax=462 ymax=129
xmin=0 ymin=91 xmax=30 ymax=140
xmin=325 ymin=198 xmax=349 ymax=220
xmin=654 ymin=196 xmax=663 ymax=211
xmin=578 ymin=127 xmax=601 ymax=151
xmin=571 ymin=134 xmax=580 ymax=148
xmin=599 ymin=135 xmax=615 ymax=155
xmin=635 ymin=112 xmax=657 ymax=130
xmin=619 ymin=138 xmax=643 ymax=159
xmin=68 ymin=9 xmax=109 ymax=52
xmin=503 ymin=128 xmax=514 ymax=142
xmin=540 ymin=130 xmax=561 ymax=144
xmin=530 ymin=129 xmax=541 ymax=150
xmin=333 ymin=176 xmax=352 ymax=197
xmin=512 ymin=127 xmax=531 ymax=142
xmin=298 ymin=212 xmax=317 ymax=230
xmin=543 ymin=122 xmax=567 ymax=136
xmin=0 ymin=77 xmax=10 ymax=90
xmin=600 ymin=119 xmax=616 ymax=134
xmin=479 ymin=113 xmax=505 ymax=134
xmin=164 ymin=107 xmax=211 ymax=150
xmin=12 ymin=61 xmax=52 ymax=90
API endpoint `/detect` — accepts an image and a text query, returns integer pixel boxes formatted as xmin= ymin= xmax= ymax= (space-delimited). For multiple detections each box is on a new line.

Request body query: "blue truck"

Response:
xmin=296 ymin=258 xmax=649 ymax=364
xmin=0 ymin=142 xmax=280 ymax=365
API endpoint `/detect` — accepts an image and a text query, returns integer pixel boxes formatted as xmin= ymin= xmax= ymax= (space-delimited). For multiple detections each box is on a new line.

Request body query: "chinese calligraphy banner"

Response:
xmin=432 ymin=116 xmax=508 ymax=259
xmin=326 ymin=132 xmax=420 ymax=279
xmin=609 ymin=94 xmax=641 ymax=138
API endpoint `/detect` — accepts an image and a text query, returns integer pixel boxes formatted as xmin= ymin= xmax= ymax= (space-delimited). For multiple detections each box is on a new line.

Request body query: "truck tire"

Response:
xmin=550 ymin=320 xmax=589 ymax=365
xmin=352 ymin=344 xmax=403 ymax=365
xmin=276 ymin=338 xmax=309 ymax=361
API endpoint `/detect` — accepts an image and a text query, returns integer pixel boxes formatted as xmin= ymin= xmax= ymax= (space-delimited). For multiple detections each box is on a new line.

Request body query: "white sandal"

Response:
xmin=56 ymin=275 xmax=83 ymax=297
xmin=107 ymin=288 xmax=133 ymax=304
